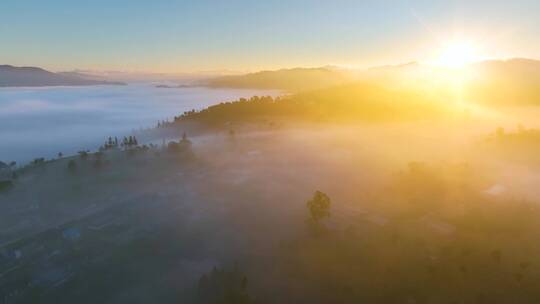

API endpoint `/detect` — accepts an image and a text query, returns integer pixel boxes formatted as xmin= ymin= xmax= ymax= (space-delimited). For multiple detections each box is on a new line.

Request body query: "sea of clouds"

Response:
xmin=0 ymin=84 xmax=277 ymax=163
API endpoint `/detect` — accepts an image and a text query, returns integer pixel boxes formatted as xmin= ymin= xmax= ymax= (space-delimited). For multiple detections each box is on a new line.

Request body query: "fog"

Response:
xmin=0 ymin=85 xmax=278 ymax=163
xmin=4 ymin=108 xmax=540 ymax=302
xmin=3 ymin=86 xmax=540 ymax=302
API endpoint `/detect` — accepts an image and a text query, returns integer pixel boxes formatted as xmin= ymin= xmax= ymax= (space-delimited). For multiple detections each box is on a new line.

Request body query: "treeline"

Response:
xmin=173 ymin=83 xmax=453 ymax=126
xmin=99 ymin=136 xmax=140 ymax=151
xmin=11 ymin=132 xmax=193 ymax=182
xmin=489 ymin=125 xmax=540 ymax=144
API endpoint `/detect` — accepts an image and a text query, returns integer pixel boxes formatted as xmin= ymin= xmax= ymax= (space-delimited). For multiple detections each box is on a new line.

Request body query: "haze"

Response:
xmin=1 ymin=1 xmax=540 ymax=304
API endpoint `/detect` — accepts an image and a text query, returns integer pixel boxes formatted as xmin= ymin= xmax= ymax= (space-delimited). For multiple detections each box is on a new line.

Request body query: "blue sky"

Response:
xmin=1 ymin=0 xmax=538 ymax=72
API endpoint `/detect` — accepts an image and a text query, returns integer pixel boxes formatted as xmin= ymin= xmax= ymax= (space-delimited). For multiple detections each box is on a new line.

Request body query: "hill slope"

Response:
xmin=176 ymin=58 xmax=540 ymax=126
xmin=467 ymin=58 xmax=540 ymax=105
xmin=204 ymin=67 xmax=353 ymax=91
xmin=0 ymin=65 xmax=125 ymax=87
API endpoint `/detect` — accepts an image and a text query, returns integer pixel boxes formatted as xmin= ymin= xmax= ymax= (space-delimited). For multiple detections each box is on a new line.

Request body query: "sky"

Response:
xmin=1 ymin=0 xmax=539 ymax=73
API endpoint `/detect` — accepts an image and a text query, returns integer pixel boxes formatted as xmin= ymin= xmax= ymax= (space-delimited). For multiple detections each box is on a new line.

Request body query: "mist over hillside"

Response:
xmin=3 ymin=57 xmax=540 ymax=302
xmin=3 ymin=0 xmax=540 ymax=302
xmin=2 ymin=37 xmax=540 ymax=304
xmin=467 ymin=59 xmax=540 ymax=105
xmin=4 ymin=109 xmax=540 ymax=302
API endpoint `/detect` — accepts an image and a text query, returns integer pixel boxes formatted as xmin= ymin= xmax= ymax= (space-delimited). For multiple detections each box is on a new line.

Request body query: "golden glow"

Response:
xmin=432 ymin=41 xmax=483 ymax=69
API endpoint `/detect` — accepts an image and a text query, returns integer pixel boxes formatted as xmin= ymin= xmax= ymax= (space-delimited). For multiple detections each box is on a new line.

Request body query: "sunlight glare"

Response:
xmin=433 ymin=41 xmax=482 ymax=69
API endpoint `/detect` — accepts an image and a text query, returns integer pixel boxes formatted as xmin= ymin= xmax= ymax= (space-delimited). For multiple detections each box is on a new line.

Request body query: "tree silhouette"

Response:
xmin=306 ymin=190 xmax=331 ymax=222
xmin=197 ymin=266 xmax=255 ymax=304
xmin=78 ymin=151 xmax=89 ymax=160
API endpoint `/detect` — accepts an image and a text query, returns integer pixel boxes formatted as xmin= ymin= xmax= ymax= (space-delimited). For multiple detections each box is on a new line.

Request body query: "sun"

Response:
xmin=433 ymin=41 xmax=482 ymax=69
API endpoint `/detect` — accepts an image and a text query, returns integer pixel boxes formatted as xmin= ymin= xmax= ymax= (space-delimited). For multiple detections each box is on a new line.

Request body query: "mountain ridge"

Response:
xmin=0 ymin=65 xmax=126 ymax=87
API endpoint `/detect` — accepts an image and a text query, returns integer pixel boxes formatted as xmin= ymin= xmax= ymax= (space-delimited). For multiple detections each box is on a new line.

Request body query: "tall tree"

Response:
xmin=306 ymin=191 xmax=331 ymax=222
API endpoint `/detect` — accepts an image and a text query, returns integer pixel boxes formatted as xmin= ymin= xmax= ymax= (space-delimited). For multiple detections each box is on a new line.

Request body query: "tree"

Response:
xmin=197 ymin=266 xmax=255 ymax=304
xmin=67 ymin=160 xmax=77 ymax=173
xmin=32 ymin=158 xmax=45 ymax=165
xmin=306 ymin=191 xmax=331 ymax=222
xmin=78 ymin=151 xmax=88 ymax=160
xmin=58 ymin=152 xmax=63 ymax=159
xmin=0 ymin=180 xmax=13 ymax=192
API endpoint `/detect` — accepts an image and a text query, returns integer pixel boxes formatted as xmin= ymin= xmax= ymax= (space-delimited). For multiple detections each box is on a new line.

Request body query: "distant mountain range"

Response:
xmin=0 ymin=65 xmax=125 ymax=87
xmin=204 ymin=67 xmax=352 ymax=91
xmin=172 ymin=58 xmax=540 ymax=127
xmin=349 ymin=58 xmax=540 ymax=105
xmin=3 ymin=59 xmax=539 ymax=104
xmin=204 ymin=58 xmax=540 ymax=91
